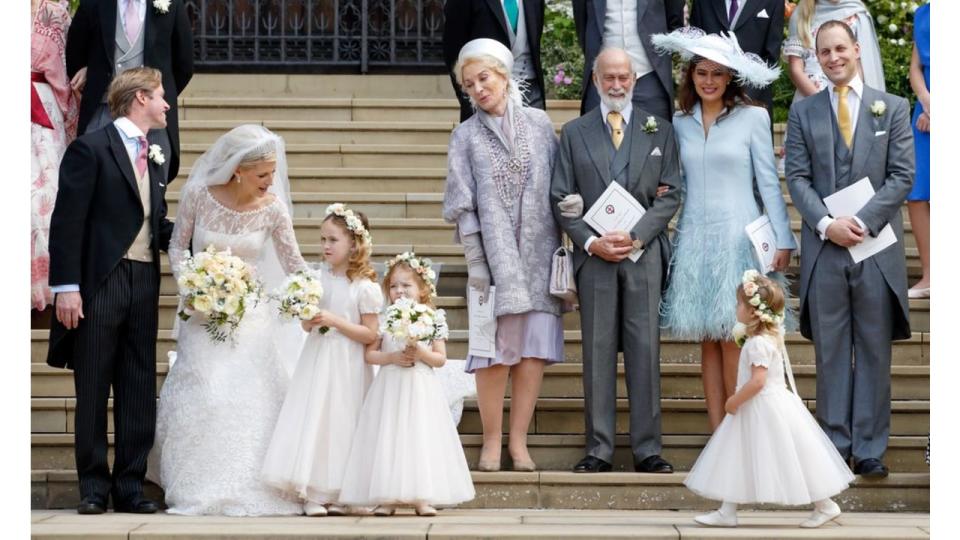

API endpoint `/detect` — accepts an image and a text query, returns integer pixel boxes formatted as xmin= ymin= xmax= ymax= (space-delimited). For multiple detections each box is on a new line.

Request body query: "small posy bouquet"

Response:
xmin=176 ymin=245 xmax=262 ymax=343
xmin=381 ymin=297 xmax=449 ymax=344
xmin=732 ymin=322 xmax=748 ymax=348
xmin=272 ymin=269 xmax=328 ymax=334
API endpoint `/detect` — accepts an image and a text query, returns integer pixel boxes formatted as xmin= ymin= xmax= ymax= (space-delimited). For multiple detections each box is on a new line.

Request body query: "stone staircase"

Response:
xmin=30 ymin=75 xmax=930 ymax=514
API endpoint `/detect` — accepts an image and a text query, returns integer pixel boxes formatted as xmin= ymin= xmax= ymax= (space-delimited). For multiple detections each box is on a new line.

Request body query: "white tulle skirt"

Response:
xmin=338 ymin=363 xmax=475 ymax=506
xmin=260 ymin=331 xmax=373 ymax=503
xmin=684 ymin=388 xmax=854 ymax=505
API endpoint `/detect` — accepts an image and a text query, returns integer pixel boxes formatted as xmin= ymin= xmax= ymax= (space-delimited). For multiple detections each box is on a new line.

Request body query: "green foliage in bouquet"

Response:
xmin=542 ymin=0 xmax=585 ymax=100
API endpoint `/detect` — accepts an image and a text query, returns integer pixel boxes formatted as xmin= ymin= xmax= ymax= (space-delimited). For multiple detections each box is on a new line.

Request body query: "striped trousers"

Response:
xmin=72 ymin=259 xmax=159 ymax=504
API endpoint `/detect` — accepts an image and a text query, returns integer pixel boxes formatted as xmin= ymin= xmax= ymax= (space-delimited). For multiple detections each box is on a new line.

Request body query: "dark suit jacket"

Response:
xmin=573 ymin=0 xmax=685 ymax=115
xmin=442 ymin=0 xmax=545 ymax=121
xmin=66 ymin=0 xmax=193 ymax=182
xmin=47 ymin=125 xmax=174 ymax=369
xmin=690 ymin=0 xmax=784 ymax=113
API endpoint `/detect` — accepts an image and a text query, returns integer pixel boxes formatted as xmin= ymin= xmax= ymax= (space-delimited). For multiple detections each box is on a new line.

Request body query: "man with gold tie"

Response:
xmin=785 ymin=21 xmax=914 ymax=479
xmin=550 ymin=48 xmax=681 ymax=474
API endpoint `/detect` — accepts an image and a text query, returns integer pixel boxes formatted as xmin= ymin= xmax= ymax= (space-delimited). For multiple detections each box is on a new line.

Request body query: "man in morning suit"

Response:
xmin=443 ymin=0 xmax=546 ymax=121
xmin=66 ymin=0 xmax=193 ymax=182
xmin=690 ymin=0 xmax=785 ymax=119
xmin=551 ymin=48 xmax=681 ymax=474
xmin=785 ymin=21 xmax=913 ymax=478
xmin=48 ymin=67 xmax=174 ymax=514
xmin=572 ymin=0 xmax=685 ymax=117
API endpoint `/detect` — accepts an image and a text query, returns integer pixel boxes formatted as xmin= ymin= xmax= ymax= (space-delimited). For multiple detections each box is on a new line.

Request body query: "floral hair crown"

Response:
xmin=386 ymin=252 xmax=438 ymax=298
xmin=741 ymin=269 xmax=784 ymax=325
xmin=325 ymin=203 xmax=372 ymax=246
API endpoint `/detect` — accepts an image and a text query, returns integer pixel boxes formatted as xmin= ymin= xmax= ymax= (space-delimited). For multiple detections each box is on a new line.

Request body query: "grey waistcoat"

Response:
xmin=604 ymin=120 xmax=635 ymax=185
xmin=103 ymin=9 xmax=145 ymax=102
xmin=831 ymin=112 xmax=855 ymax=190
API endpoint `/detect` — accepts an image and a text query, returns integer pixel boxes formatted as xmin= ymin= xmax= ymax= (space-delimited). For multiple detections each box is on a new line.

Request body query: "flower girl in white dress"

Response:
xmin=260 ymin=204 xmax=383 ymax=516
xmin=684 ymin=270 xmax=854 ymax=528
xmin=339 ymin=253 xmax=475 ymax=516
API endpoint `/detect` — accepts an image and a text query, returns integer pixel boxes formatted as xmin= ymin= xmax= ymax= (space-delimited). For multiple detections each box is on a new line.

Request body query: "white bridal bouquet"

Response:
xmin=381 ymin=297 xmax=450 ymax=344
xmin=176 ymin=245 xmax=262 ymax=343
xmin=272 ymin=269 xmax=328 ymax=333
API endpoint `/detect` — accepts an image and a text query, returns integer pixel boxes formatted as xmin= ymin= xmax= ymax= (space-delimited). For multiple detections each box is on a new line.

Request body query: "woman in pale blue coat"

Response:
xmin=652 ymin=29 xmax=797 ymax=430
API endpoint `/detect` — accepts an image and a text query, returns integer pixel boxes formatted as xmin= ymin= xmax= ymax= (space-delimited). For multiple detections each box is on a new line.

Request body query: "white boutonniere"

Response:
xmin=148 ymin=144 xmax=165 ymax=165
xmin=870 ymin=100 xmax=886 ymax=117
xmin=642 ymin=116 xmax=659 ymax=134
xmin=153 ymin=0 xmax=171 ymax=14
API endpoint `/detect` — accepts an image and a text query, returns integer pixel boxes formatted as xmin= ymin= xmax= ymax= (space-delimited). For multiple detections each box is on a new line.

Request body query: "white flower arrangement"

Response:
xmin=148 ymin=144 xmax=165 ymax=165
xmin=642 ymin=116 xmax=659 ymax=134
xmin=870 ymin=100 xmax=887 ymax=117
xmin=381 ymin=297 xmax=449 ymax=344
xmin=153 ymin=0 xmax=171 ymax=14
xmin=732 ymin=322 xmax=747 ymax=348
xmin=325 ymin=203 xmax=372 ymax=246
xmin=272 ymin=269 xmax=329 ymax=333
xmin=385 ymin=252 xmax=438 ymax=298
xmin=176 ymin=245 xmax=262 ymax=343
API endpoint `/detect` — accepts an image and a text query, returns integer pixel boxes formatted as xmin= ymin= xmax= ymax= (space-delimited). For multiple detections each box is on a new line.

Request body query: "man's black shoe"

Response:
xmin=634 ymin=455 xmax=674 ymax=473
xmin=573 ymin=455 xmax=612 ymax=473
xmin=853 ymin=458 xmax=889 ymax=478
xmin=113 ymin=496 xmax=159 ymax=514
xmin=77 ymin=495 xmax=107 ymax=515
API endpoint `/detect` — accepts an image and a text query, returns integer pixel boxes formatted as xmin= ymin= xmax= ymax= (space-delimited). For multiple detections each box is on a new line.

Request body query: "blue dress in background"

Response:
xmin=908 ymin=2 xmax=930 ymax=202
xmin=660 ymin=103 xmax=797 ymax=341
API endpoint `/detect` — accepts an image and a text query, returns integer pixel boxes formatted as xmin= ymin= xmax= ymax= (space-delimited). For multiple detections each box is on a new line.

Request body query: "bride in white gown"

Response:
xmin=149 ymin=125 xmax=307 ymax=516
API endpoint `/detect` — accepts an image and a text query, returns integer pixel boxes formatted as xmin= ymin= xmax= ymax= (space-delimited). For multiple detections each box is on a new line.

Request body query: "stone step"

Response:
xmin=180 ymin=143 xmax=451 ymax=169
xmin=31 ymin=467 xmax=928 ymax=513
xmin=142 ymin=293 xmax=930 ymax=333
xmin=179 ymin=97 xmax=582 ymax=124
xmin=180 ymin=74 xmax=458 ymax=100
xmin=165 ymin=190 xmax=917 ymax=227
xmin=455 ymin=398 xmax=929 ymax=437
xmin=179 ymin=120 xmax=459 ymax=146
xmin=30 ymin=329 xmax=930 ymax=366
xmin=28 ymin=362 xmax=929 ymax=403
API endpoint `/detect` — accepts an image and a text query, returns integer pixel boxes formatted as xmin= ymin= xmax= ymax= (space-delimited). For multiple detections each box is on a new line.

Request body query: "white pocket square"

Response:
xmin=757 ymin=9 xmax=769 ymax=18
xmin=651 ymin=147 xmax=662 ymax=156
xmin=875 ymin=131 xmax=887 ymax=137
xmin=159 ymin=182 xmax=166 ymax=187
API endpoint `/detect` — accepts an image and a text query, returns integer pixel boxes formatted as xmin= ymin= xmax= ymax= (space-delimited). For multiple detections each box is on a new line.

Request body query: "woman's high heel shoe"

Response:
xmin=415 ymin=503 xmax=437 ymax=516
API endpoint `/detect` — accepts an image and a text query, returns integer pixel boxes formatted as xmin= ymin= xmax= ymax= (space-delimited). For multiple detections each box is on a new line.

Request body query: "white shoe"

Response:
xmin=694 ymin=510 xmax=738 ymax=527
xmin=414 ymin=503 xmax=437 ymax=516
xmin=800 ymin=501 xmax=841 ymax=528
xmin=908 ymin=286 xmax=930 ymax=299
xmin=326 ymin=504 xmax=347 ymax=516
xmin=372 ymin=505 xmax=396 ymax=517
xmin=304 ymin=501 xmax=327 ymax=516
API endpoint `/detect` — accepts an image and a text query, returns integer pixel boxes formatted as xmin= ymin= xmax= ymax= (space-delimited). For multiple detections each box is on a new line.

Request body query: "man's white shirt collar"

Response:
xmin=600 ymin=100 xmax=633 ymax=128
xmin=827 ymin=74 xmax=864 ymax=100
xmin=114 ymin=117 xmax=146 ymax=140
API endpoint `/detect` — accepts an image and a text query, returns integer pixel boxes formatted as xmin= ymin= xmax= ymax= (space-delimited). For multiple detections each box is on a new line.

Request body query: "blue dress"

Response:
xmin=908 ymin=3 xmax=930 ymax=202
xmin=661 ymin=104 xmax=797 ymax=341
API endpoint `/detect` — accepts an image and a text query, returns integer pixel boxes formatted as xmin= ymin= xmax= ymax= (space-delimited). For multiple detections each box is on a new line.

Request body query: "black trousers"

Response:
xmin=72 ymin=259 xmax=159 ymax=503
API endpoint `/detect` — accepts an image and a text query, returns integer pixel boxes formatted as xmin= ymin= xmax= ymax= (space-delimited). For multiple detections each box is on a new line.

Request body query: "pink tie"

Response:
xmin=124 ymin=0 xmax=141 ymax=44
xmin=136 ymin=136 xmax=148 ymax=178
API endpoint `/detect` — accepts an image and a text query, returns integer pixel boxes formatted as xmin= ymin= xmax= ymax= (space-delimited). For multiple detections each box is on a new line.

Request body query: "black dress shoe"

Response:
xmin=113 ymin=496 xmax=159 ymax=514
xmin=854 ymin=458 xmax=889 ymax=478
xmin=573 ymin=455 xmax=612 ymax=473
xmin=77 ymin=495 xmax=107 ymax=515
xmin=634 ymin=455 xmax=674 ymax=474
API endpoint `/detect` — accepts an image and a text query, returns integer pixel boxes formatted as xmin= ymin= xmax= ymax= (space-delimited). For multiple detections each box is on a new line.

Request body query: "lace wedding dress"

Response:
xmin=149 ymin=183 xmax=307 ymax=516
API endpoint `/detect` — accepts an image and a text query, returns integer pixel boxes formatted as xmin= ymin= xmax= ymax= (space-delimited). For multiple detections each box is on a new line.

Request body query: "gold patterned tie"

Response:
xmin=607 ymin=111 xmax=624 ymax=150
xmin=836 ymin=85 xmax=853 ymax=148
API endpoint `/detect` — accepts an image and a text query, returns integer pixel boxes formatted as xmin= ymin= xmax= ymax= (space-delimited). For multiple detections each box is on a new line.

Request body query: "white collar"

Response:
xmin=600 ymin=100 xmax=633 ymax=126
xmin=827 ymin=74 xmax=864 ymax=99
xmin=114 ymin=117 xmax=146 ymax=140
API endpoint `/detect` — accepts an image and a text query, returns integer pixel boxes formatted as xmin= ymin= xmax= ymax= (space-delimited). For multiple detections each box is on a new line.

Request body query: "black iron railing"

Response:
xmin=184 ymin=0 xmax=446 ymax=72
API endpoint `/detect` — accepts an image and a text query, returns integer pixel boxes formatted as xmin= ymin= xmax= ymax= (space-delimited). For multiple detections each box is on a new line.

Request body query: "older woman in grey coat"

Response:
xmin=443 ymin=38 xmax=563 ymax=472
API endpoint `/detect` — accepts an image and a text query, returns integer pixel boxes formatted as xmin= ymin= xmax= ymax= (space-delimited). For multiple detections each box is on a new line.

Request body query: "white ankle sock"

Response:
xmin=719 ymin=501 xmax=738 ymax=516
xmin=814 ymin=498 xmax=838 ymax=512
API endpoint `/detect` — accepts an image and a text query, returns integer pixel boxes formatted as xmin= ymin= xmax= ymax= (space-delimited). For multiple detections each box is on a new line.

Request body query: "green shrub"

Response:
xmin=542 ymin=0 xmax=585 ymax=100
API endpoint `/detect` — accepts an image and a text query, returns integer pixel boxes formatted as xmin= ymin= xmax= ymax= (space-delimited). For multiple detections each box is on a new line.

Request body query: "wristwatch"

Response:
xmin=630 ymin=232 xmax=643 ymax=251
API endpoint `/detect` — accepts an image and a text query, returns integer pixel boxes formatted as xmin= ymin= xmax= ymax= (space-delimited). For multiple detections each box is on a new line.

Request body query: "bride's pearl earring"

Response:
xmin=234 ymin=174 xmax=241 ymax=183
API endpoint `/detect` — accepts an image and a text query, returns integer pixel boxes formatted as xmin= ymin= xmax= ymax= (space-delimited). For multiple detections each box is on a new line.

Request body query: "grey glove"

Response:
xmin=558 ymin=193 xmax=584 ymax=218
xmin=460 ymin=232 xmax=491 ymax=304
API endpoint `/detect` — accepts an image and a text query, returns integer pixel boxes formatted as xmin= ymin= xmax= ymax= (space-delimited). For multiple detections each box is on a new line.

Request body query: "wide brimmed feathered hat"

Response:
xmin=650 ymin=27 xmax=780 ymax=89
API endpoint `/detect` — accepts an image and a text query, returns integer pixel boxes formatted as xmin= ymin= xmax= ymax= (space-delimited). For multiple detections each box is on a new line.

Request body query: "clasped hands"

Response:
xmin=390 ymin=342 xmax=428 ymax=368
xmin=826 ymin=216 xmax=866 ymax=248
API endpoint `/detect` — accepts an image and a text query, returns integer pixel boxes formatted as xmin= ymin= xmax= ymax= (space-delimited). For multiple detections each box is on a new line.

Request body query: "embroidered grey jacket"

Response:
xmin=443 ymin=105 xmax=562 ymax=317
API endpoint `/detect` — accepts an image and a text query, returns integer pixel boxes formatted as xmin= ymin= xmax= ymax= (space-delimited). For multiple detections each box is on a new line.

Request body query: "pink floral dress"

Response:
xmin=31 ymin=0 xmax=78 ymax=310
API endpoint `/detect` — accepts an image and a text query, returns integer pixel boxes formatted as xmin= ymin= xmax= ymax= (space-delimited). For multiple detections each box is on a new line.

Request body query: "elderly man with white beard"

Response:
xmin=550 ymin=47 xmax=682 ymax=473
